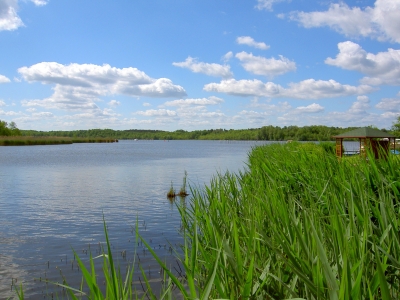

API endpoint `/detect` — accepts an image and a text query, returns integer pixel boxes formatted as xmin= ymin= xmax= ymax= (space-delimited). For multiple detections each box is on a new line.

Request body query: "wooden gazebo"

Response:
xmin=333 ymin=127 xmax=396 ymax=159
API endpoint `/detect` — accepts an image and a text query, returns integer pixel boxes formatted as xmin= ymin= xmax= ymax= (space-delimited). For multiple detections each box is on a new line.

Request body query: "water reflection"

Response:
xmin=0 ymin=140 xmax=263 ymax=299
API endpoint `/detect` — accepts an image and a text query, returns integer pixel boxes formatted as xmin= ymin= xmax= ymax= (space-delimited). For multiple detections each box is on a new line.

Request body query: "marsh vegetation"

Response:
xmin=169 ymin=142 xmax=400 ymax=299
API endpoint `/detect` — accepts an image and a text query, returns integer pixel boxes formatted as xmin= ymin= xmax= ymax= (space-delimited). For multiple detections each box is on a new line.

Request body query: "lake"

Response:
xmin=0 ymin=140 xmax=269 ymax=299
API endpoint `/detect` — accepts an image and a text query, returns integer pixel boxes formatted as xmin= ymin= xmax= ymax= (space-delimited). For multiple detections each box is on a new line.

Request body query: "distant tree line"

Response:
xmin=0 ymin=120 xmax=21 ymax=136
xmin=19 ymin=125 xmax=396 ymax=141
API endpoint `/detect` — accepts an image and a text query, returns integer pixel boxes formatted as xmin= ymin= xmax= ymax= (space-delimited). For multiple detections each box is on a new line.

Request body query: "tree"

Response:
xmin=0 ymin=120 xmax=22 ymax=136
xmin=392 ymin=116 xmax=400 ymax=134
xmin=8 ymin=121 xmax=17 ymax=130
xmin=0 ymin=120 xmax=11 ymax=136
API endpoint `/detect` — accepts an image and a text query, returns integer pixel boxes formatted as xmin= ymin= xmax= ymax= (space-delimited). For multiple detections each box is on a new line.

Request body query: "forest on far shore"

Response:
xmin=19 ymin=125 xmax=396 ymax=141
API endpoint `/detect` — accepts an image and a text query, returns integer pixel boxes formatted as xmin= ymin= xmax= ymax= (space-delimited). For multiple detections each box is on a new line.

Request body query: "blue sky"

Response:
xmin=1 ymin=0 xmax=400 ymax=131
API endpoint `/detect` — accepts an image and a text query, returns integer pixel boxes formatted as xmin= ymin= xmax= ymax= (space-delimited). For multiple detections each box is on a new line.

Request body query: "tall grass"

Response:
xmin=172 ymin=142 xmax=400 ymax=299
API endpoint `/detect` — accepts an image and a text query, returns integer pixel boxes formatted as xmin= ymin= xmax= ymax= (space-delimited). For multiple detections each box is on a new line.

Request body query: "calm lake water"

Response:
xmin=0 ymin=140 xmax=269 ymax=299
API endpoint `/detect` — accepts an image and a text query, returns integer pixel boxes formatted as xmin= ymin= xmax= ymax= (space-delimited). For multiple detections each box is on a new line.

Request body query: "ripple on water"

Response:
xmin=0 ymin=140 xmax=266 ymax=299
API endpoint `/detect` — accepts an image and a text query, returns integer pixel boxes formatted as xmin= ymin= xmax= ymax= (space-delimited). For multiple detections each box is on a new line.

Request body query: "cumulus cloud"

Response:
xmin=277 ymin=103 xmax=324 ymax=124
xmin=0 ymin=0 xmax=23 ymax=31
xmin=348 ymin=95 xmax=370 ymax=114
xmin=325 ymin=41 xmax=400 ymax=86
xmin=222 ymin=51 xmax=233 ymax=62
xmin=0 ymin=99 xmax=5 ymax=106
xmin=289 ymin=0 xmax=400 ymax=43
xmin=32 ymin=111 xmax=53 ymax=118
xmin=294 ymin=103 xmax=324 ymax=113
xmin=376 ymin=97 xmax=400 ymax=112
xmin=286 ymin=79 xmax=374 ymax=99
xmin=255 ymin=0 xmax=287 ymax=11
xmin=237 ymin=110 xmax=272 ymax=122
xmin=236 ymin=36 xmax=270 ymax=50
xmin=0 ymin=0 xmax=47 ymax=31
xmin=0 ymin=109 xmax=19 ymax=116
xmin=18 ymin=62 xmax=186 ymax=111
xmin=204 ymin=78 xmax=373 ymax=99
xmin=250 ymin=99 xmax=292 ymax=112
xmin=108 ymin=100 xmax=120 ymax=107
xmin=204 ymin=79 xmax=283 ymax=97
xmin=30 ymin=0 xmax=48 ymax=6
xmin=163 ymin=96 xmax=224 ymax=107
xmin=135 ymin=109 xmax=177 ymax=117
xmin=0 ymin=74 xmax=11 ymax=83
xmin=236 ymin=51 xmax=296 ymax=77
xmin=172 ymin=57 xmax=233 ymax=78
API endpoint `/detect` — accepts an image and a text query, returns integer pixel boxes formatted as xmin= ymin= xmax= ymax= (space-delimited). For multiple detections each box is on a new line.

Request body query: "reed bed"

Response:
xmin=0 ymin=136 xmax=117 ymax=146
xmin=172 ymin=142 xmax=400 ymax=299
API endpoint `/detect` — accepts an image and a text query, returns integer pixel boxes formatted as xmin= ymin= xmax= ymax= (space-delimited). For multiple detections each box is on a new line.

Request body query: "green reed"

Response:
xmin=172 ymin=142 xmax=400 ymax=299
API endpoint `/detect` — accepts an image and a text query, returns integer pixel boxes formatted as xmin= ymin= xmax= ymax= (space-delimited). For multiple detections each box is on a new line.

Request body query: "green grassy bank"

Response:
xmin=175 ymin=142 xmax=400 ymax=299
xmin=0 ymin=136 xmax=118 ymax=146
xmin=12 ymin=142 xmax=400 ymax=299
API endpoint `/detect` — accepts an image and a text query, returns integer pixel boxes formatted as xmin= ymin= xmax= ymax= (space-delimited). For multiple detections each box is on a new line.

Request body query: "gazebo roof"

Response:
xmin=333 ymin=127 xmax=396 ymax=139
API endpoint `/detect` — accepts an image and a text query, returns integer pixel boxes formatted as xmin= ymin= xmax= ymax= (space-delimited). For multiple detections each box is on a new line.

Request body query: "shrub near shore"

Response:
xmin=177 ymin=142 xmax=400 ymax=299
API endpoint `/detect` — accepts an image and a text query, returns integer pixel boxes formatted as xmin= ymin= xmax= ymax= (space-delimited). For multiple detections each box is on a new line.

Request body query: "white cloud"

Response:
xmin=277 ymin=103 xmax=324 ymax=123
xmin=143 ymin=102 xmax=151 ymax=107
xmin=135 ymin=109 xmax=177 ymax=117
xmin=348 ymin=95 xmax=370 ymax=114
xmin=286 ymin=79 xmax=374 ymax=100
xmin=163 ymin=96 xmax=224 ymax=107
xmin=204 ymin=78 xmax=373 ymax=99
xmin=236 ymin=36 xmax=270 ymax=50
xmin=18 ymin=62 xmax=186 ymax=111
xmin=204 ymin=79 xmax=283 ymax=97
xmin=294 ymin=103 xmax=324 ymax=113
xmin=0 ymin=100 xmax=5 ymax=106
xmin=250 ymin=99 xmax=292 ymax=112
xmin=376 ymin=97 xmax=400 ymax=112
xmin=0 ymin=109 xmax=19 ymax=116
xmin=32 ymin=111 xmax=53 ymax=118
xmin=26 ymin=107 xmax=36 ymax=112
xmin=0 ymin=0 xmax=23 ymax=31
xmin=0 ymin=0 xmax=47 ymax=31
xmin=236 ymin=51 xmax=296 ymax=77
xmin=289 ymin=0 xmax=400 ymax=43
xmin=325 ymin=41 xmax=400 ymax=86
xmin=172 ymin=57 xmax=233 ymax=78
xmin=108 ymin=100 xmax=120 ymax=107
xmin=276 ymin=99 xmax=378 ymax=127
xmin=238 ymin=110 xmax=270 ymax=121
xmin=0 ymin=74 xmax=11 ymax=83
xmin=255 ymin=0 xmax=287 ymax=11
xmin=222 ymin=51 xmax=233 ymax=62
xmin=30 ymin=0 xmax=48 ymax=6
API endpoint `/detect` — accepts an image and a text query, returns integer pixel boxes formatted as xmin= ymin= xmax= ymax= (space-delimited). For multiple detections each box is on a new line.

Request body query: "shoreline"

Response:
xmin=0 ymin=136 xmax=118 ymax=146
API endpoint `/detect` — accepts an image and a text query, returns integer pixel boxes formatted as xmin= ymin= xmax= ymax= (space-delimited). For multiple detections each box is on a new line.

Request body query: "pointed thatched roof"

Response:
xmin=333 ymin=127 xmax=396 ymax=139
